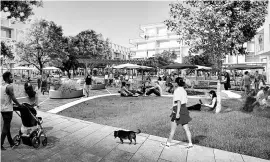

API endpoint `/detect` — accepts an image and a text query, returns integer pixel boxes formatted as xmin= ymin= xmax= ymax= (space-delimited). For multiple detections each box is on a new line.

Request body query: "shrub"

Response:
xmin=57 ymin=79 xmax=81 ymax=94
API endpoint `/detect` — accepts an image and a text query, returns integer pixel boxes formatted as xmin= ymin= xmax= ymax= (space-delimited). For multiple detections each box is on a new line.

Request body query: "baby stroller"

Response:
xmin=13 ymin=103 xmax=47 ymax=148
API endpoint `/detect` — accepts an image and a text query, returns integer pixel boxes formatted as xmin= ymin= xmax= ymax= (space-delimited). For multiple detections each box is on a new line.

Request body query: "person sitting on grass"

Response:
xmin=187 ymin=90 xmax=217 ymax=111
xmin=24 ymin=83 xmax=39 ymax=109
xmin=145 ymin=81 xmax=162 ymax=96
xmin=252 ymin=86 xmax=270 ymax=109
xmin=119 ymin=82 xmax=138 ymax=97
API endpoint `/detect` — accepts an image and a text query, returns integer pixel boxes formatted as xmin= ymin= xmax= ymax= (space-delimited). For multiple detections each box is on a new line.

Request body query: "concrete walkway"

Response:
xmin=2 ymin=110 xmax=269 ymax=162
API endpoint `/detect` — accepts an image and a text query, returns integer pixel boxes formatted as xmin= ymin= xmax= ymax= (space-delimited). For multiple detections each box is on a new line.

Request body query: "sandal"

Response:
xmin=161 ymin=142 xmax=170 ymax=148
xmin=186 ymin=143 xmax=193 ymax=149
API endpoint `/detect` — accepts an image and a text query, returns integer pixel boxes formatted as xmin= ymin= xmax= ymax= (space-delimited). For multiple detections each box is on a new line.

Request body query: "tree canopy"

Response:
xmin=16 ymin=18 xmax=65 ymax=74
xmin=165 ymin=0 xmax=268 ymax=64
xmin=1 ymin=41 xmax=14 ymax=60
xmin=1 ymin=0 xmax=42 ymax=22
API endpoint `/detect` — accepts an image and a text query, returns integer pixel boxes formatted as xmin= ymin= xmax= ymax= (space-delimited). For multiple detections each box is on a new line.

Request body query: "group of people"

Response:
xmin=1 ymin=71 xmax=39 ymax=150
xmin=119 ymin=80 xmax=162 ymax=97
xmin=242 ymin=71 xmax=266 ymax=94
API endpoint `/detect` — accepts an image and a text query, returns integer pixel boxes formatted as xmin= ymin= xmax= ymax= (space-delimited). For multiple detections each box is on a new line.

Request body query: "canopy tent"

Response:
xmin=227 ymin=65 xmax=265 ymax=70
xmin=43 ymin=67 xmax=60 ymax=70
xmin=162 ymin=63 xmax=198 ymax=70
xmin=196 ymin=65 xmax=212 ymax=71
xmin=12 ymin=66 xmax=35 ymax=70
xmin=113 ymin=63 xmax=141 ymax=69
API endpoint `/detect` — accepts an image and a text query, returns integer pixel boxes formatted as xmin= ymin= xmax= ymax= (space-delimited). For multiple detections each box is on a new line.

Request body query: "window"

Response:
xmin=1 ymin=28 xmax=12 ymax=38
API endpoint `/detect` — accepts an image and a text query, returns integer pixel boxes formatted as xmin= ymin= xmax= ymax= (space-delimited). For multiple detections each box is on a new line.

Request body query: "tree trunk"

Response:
xmin=215 ymin=56 xmax=222 ymax=114
xmin=67 ymin=70 xmax=71 ymax=79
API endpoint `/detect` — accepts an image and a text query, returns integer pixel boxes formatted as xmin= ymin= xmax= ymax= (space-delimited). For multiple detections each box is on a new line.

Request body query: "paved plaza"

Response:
xmin=2 ymin=98 xmax=269 ymax=162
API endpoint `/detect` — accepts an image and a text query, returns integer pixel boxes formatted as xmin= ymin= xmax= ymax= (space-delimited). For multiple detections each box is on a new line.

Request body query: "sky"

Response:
xmin=32 ymin=1 xmax=174 ymax=48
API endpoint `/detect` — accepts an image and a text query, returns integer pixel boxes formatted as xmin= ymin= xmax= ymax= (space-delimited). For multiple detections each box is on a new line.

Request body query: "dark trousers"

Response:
xmin=1 ymin=112 xmax=14 ymax=146
xmin=146 ymin=89 xmax=161 ymax=96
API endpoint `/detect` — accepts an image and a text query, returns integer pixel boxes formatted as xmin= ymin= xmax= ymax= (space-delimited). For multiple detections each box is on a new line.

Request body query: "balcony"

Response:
xmin=1 ymin=18 xmax=10 ymax=28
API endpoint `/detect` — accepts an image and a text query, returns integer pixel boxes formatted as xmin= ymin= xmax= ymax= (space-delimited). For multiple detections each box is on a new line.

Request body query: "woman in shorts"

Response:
xmin=161 ymin=77 xmax=193 ymax=148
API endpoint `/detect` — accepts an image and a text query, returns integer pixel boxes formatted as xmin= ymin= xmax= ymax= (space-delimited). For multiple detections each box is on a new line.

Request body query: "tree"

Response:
xmin=146 ymin=50 xmax=177 ymax=67
xmin=1 ymin=0 xmax=42 ymax=22
xmin=1 ymin=41 xmax=14 ymax=60
xmin=50 ymin=36 xmax=79 ymax=78
xmin=184 ymin=54 xmax=213 ymax=66
xmin=75 ymin=30 xmax=113 ymax=70
xmin=165 ymin=0 xmax=268 ymax=113
xmin=16 ymin=19 xmax=65 ymax=74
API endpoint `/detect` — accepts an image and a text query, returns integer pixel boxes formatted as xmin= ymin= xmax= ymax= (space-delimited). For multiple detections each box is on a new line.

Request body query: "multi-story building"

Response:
xmin=254 ymin=2 xmax=270 ymax=83
xmin=129 ymin=23 xmax=190 ymax=63
xmin=1 ymin=17 xmax=26 ymax=69
xmin=225 ymin=3 xmax=270 ymax=83
xmin=109 ymin=43 xmax=135 ymax=60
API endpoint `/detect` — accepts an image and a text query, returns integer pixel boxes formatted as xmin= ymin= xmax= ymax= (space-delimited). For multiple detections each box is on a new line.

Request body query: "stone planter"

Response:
xmin=49 ymin=89 xmax=83 ymax=99
xmin=91 ymin=84 xmax=106 ymax=90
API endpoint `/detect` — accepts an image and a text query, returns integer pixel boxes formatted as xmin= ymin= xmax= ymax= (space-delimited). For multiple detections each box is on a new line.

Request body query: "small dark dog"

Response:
xmin=114 ymin=129 xmax=141 ymax=145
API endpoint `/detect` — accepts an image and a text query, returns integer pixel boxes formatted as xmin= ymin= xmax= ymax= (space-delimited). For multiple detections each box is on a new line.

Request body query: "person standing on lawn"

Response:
xmin=224 ymin=72 xmax=231 ymax=90
xmin=242 ymin=71 xmax=251 ymax=94
xmin=161 ymin=77 xmax=193 ymax=149
xmin=1 ymin=71 xmax=22 ymax=150
xmin=84 ymin=73 xmax=92 ymax=97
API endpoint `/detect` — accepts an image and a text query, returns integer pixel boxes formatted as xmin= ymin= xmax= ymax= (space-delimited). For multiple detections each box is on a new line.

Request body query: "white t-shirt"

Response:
xmin=173 ymin=87 xmax=187 ymax=106
xmin=104 ymin=74 xmax=108 ymax=79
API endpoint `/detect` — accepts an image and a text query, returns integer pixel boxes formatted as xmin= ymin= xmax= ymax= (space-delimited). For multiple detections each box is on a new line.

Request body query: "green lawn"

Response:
xmin=59 ymin=96 xmax=270 ymax=160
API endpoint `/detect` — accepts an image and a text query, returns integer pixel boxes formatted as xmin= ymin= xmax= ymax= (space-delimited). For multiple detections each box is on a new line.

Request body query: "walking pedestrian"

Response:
xmin=161 ymin=77 xmax=193 ymax=149
xmin=84 ymin=73 xmax=92 ymax=97
xmin=1 ymin=72 xmax=22 ymax=150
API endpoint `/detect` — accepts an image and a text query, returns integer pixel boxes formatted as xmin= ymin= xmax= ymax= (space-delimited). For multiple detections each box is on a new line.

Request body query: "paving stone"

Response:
xmin=14 ymin=151 xmax=44 ymax=162
xmin=187 ymin=145 xmax=215 ymax=162
xmin=1 ymin=149 xmax=23 ymax=161
xmin=117 ymin=135 xmax=147 ymax=154
xmin=42 ymin=118 xmax=68 ymax=127
xmin=160 ymin=143 xmax=188 ymax=162
xmin=43 ymin=151 xmax=80 ymax=162
xmin=46 ymin=120 xmax=76 ymax=134
xmin=158 ymin=159 xmax=172 ymax=162
xmin=241 ymin=154 xmax=270 ymax=162
xmin=47 ymin=129 xmax=70 ymax=139
xmin=138 ymin=133 xmax=150 ymax=138
xmin=61 ymin=142 xmax=88 ymax=157
xmin=99 ymin=148 xmax=134 ymax=162
xmin=75 ymin=126 xmax=113 ymax=148
xmin=77 ymin=151 xmax=103 ymax=162
xmin=129 ymin=139 xmax=164 ymax=162
xmin=148 ymin=135 xmax=167 ymax=142
xmin=85 ymin=134 xmax=119 ymax=157
xmin=13 ymin=144 xmax=36 ymax=155
xmin=60 ymin=122 xmax=89 ymax=133
xmin=214 ymin=149 xmax=244 ymax=162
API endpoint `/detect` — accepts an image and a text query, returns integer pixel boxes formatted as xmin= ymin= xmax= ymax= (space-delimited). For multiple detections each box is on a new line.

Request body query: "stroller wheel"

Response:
xmin=13 ymin=135 xmax=21 ymax=146
xmin=31 ymin=136 xmax=40 ymax=148
xmin=42 ymin=137 xmax=47 ymax=146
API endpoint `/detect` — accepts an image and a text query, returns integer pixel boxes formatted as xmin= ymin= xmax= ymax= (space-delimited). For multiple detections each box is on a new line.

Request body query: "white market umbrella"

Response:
xmin=43 ymin=67 xmax=60 ymax=70
xmin=196 ymin=65 xmax=212 ymax=70
xmin=113 ymin=63 xmax=141 ymax=69
xmin=12 ymin=66 xmax=34 ymax=70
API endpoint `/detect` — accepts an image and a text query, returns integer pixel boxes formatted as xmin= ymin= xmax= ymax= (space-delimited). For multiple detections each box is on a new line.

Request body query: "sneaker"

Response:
xmin=10 ymin=144 xmax=16 ymax=149
xmin=1 ymin=146 xmax=6 ymax=150
xmin=186 ymin=143 xmax=193 ymax=149
xmin=161 ymin=142 xmax=170 ymax=148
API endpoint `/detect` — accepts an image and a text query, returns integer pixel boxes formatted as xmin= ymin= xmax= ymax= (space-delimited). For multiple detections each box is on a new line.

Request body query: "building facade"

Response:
xmin=1 ymin=17 xmax=26 ymax=69
xmin=254 ymin=2 xmax=270 ymax=83
xmin=109 ymin=43 xmax=135 ymax=60
xmin=129 ymin=23 xmax=189 ymax=63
